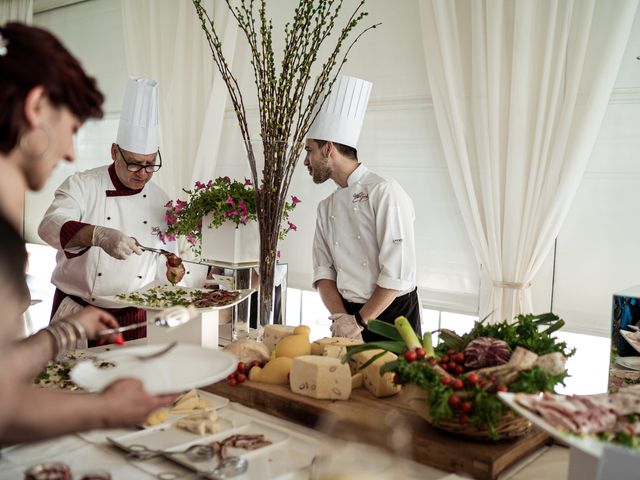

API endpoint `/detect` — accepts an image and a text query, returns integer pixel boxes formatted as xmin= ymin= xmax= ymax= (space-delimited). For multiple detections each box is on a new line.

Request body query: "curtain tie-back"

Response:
xmin=493 ymin=281 xmax=531 ymax=290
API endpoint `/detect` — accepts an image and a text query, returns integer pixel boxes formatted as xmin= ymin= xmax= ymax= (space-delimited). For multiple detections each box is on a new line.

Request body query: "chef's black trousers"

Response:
xmin=341 ymin=288 xmax=422 ymax=342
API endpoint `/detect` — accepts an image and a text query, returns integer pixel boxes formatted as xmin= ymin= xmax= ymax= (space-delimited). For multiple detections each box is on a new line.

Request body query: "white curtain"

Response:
xmin=0 ymin=0 xmax=32 ymax=24
xmin=120 ymin=0 xmax=237 ymax=200
xmin=419 ymin=0 xmax=638 ymax=322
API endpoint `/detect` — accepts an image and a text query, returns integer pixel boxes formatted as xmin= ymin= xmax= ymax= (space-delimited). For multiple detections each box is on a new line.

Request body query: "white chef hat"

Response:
xmin=307 ymin=75 xmax=372 ymax=149
xmin=116 ymin=77 xmax=160 ymax=154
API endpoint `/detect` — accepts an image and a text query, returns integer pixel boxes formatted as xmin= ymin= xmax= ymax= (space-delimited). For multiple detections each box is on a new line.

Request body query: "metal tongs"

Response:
xmin=99 ymin=305 xmax=200 ymax=336
xmin=133 ymin=237 xmax=173 ymax=258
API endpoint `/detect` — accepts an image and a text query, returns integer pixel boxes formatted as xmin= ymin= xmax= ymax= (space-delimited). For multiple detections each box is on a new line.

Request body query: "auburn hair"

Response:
xmin=0 ymin=22 xmax=104 ymax=154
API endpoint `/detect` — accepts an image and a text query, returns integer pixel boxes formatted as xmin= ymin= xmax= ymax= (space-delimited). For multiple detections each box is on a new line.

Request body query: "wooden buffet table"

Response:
xmin=205 ymin=380 xmax=552 ymax=480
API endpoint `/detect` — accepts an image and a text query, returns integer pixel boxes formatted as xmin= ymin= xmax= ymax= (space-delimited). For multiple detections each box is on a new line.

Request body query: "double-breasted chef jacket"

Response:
xmin=312 ymin=164 xmax=421 ymax=339
xmin=38 ymin=164 xmax=173 ymax=340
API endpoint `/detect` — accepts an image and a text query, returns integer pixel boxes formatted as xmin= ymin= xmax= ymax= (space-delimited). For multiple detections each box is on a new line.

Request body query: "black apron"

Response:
xmin=341 ymin=288 xmax=422 ymax=342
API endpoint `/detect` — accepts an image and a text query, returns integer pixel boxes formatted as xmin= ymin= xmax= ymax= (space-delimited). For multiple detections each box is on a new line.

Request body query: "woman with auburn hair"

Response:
xmin=0 ymin=22 xmax=177 ymax=442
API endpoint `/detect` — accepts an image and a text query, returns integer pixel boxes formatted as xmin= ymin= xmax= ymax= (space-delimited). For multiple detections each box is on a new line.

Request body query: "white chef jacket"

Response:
xmin=38 ymin=164 xmax=173 ymax=308
xmin=312 ymin=164 xmax=416 ymax=304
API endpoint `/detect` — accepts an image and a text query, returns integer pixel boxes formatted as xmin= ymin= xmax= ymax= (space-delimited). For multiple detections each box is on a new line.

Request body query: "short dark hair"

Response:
xmin=0 ymin=22 xmax=104 ymax=154
xmin=314 ymin=139 xmax=358 ymax=160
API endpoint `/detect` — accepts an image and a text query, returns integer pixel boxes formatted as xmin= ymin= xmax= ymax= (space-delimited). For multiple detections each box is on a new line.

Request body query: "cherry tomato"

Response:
xmin=440 ymin=376 xmax=452 ymax=385
xmin=442 ymin=355 xmax=450 ymax=363
xmin=448 ymin=395 xmax=461 ymax=408
xmin=447 ymin=348 xmax=456 ymax=355
xmin=496 ymin=385 xmax=508 ymax=393
xmin=454 ymin=365 xmax=465 ymax=375
xmin=448 ymin=361 xmax=457 ymax=371
xmin=466 ymin=372 xmax=479 ymax=385
xmin=227 ymin=377 xmax=238 ymax=387
xmin=236 ymin=372 xmax=247 ymax=383
xmin=453 ymin=352 xmax=465 ymax=363
xmin=236 ymin=362 xmax=246 ymax=373
xmin=427 ymin=357 xmax=438 ymax=366
xmin=415 ymin=347 xmax=426 ymax=360
xmin=404 ymin=350 xmax=418 ymax=363
xmin=461 ymin=401 xmax=473 ymax=413
xmin=227 ymin=373 xmax=236 ymax=381
xmin=452 ymin=378 xmax=464 ymax=390
xmin=441 ymin=363 xmax=449 ymax=371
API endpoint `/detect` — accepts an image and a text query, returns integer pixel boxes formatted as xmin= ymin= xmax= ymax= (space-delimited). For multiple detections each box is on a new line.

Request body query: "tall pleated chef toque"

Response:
xmin=307 ymin=75 xmax=372 ymax=149
xmin=116 ymin=77 xmax=160 ymax=154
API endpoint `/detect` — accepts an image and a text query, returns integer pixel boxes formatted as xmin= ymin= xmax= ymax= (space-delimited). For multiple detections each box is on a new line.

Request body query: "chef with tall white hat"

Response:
xmin=38 ymin=77 xmax=184 ymax=342
xmin=305 ymin=75 xmax=421 ymax=342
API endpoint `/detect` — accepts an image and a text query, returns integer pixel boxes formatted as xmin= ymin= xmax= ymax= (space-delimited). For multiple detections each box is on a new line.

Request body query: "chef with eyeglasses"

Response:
xmin=38 ymin=77 xmax=184 ymax=342
xmin=305 ymin=75 xmax=421 ymax=342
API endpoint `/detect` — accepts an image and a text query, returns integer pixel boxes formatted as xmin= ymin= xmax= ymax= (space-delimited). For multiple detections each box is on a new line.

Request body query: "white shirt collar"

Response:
xmin=346 ymin=163 xmax=367 ymax=187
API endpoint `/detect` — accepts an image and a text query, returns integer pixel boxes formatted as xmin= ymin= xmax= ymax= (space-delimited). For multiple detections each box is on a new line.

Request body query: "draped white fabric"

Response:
xmin=419 ymin=0 xmax=638 ymax=322
xmin=120 ymin=0 xmax=237 ymax=200
xmin=0 ymin=0 xmax=32 ymax=24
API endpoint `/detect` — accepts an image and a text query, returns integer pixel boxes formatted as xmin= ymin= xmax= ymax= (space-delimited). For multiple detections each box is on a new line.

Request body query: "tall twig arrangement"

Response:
xmin=193 ymin=0 xmax=378 ymax=329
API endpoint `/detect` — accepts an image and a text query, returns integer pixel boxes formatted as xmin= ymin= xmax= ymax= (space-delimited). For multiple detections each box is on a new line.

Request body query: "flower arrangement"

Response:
xmin=192 ymin=0 xmax=378 ymax=328
xmin=153 ymin=176 xmax=300 ymax=255
xmin=346 ymin=313 xmax=575 ymax=440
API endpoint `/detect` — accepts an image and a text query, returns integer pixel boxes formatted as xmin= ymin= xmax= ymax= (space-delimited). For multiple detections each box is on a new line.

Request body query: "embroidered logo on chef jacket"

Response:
xmin=352 ymin=192 xmax=369 ymax=203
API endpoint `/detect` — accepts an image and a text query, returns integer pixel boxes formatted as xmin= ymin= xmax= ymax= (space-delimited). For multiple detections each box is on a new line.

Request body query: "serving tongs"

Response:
xmin=133 ymin=237 xmax=173 ymax=258
xmin=98 ymin=305 xmax=200 ymax=336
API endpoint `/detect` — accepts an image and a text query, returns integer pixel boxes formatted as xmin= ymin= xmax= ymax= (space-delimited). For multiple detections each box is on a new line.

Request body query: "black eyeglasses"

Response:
xmin=116 ymin=144 xmax=162 ymax=173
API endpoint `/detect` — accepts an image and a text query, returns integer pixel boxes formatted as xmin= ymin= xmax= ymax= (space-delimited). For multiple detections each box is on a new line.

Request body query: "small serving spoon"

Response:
xmin=99 ymin=305 xmax=200 ymax=336
xmin=126 ymin=443 xmax=215 ymax=461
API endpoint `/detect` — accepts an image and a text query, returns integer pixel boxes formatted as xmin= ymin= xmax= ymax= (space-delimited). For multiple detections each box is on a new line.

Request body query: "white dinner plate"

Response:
xmin=616 ymin=356 xmax=640 ymax=371
xmin=98 ymin=282 xmax=254 ymax=312
xmin=620 ymin=330 xmax=640 ymax=355
xmin=498 ymin=392 xmax=604 ymax=457
xmin=71 ymin=343 xmax=237 ymax=394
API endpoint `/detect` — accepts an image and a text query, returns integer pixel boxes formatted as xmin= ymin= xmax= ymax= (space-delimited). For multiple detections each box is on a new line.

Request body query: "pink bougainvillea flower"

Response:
xmin=164 ymin=200 xmax=174 ymax=208
xmin=195 ymin=180 xmax=206 ymax=190
xmin=244 ymin=177 xmax=252 ymax=186
xmin=165 ymin=212 xmax=177 ymax=225
xmin=187 ymin=235 xmax=197 ymax=245
xmin=174 ymin=199 xmax=187 ymax=214
xmin=226 ymin=194 xmax=235 ymax=206
xmin=291 ymin=195 xmax=301 ymax=205
xmin=239 ymin=199 xmax=247 ymax=217
xmin=223 ymin=176 xmax=231 ymax=183
xmin=287 ymin=221 xmax=297 ymax=231
xmin=226 ymin=209 xmax=238 ymax=217
xmin=277 ymin=250 xmax=281 ymax=258
xmin=166 ymin=233 xmax=177 ymax=242
xmin=206 ymin=179 xmax=213 ymax=188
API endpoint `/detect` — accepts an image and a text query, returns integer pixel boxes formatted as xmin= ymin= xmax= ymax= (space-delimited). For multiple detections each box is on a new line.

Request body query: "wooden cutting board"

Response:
xmin=203 ymin=380 xmax=550 ymax=479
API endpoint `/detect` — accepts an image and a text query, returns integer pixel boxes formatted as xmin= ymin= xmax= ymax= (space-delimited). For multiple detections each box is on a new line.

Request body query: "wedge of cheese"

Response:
xmin=289 ymin=355 xmax=352 ymax=400
xmin=144 ymin=408 xmax=169 ymax=426
xmin=351 ymin=372 xmax=363 ymax=389
xmin=310 ymin=337 xmax=363 ymax=356
xmin=352 ymin=350 xmax=401 ymax=398
xmin=174 ymin=409 xmax=219 ymax=435
xmin=171 ymin=389 xmax=212 ymax=414
xmin=262 ymin=325 xmax=296 ymax=353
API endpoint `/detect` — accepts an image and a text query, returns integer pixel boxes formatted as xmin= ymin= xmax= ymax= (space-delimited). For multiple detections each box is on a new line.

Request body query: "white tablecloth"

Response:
xmin=0 ymin=400 xmax=570 ymax=480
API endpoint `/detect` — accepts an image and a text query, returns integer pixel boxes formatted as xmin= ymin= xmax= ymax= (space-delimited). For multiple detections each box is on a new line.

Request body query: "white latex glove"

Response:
xmin=92 ymin=226 xmax=142 ymax=260
xmin=329 ymin=313 xmax=363 ymax=340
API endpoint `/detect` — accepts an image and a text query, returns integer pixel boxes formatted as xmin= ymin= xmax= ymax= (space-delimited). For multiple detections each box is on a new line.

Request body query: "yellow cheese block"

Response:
xmin=310 ymin=337 xmax=363 ymax=356
xmin=249 ymin=357 xmax=293 ymax=384
xmin=262 ymin=325 xmax=296 ymax=353
xmin=289 ymin=355 xmax=352 ymax=400
xmin=275 ymin=334 xmax=311 ymax=358
xmin=355 ymin=350 xmax=401 ymax=398
xmin=144 ymin=408 xmax=169 ymax=426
